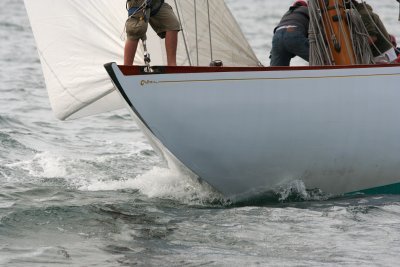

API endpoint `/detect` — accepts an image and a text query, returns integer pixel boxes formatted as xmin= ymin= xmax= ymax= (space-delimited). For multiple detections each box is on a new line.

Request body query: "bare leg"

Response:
xmin=165 ymin=31 xmax=178 ymax=66
xmin=124 ymin=39 xmax=140 ymax=65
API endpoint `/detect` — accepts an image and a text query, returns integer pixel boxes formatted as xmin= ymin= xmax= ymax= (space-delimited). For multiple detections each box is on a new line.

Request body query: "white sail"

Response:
xmin=172 ymin=0 xmax=260 ymax=66
xmin=24 ymin=0 xmax=260 ymax=120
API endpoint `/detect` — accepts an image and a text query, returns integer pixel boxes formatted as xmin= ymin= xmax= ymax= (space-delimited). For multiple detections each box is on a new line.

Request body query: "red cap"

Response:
xmin=293 ymin=0 xmax=308 ymax=7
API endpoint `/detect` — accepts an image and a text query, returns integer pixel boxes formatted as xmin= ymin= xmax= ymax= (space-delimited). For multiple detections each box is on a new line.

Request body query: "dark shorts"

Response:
xmin=126 ymin=3 xmax=181 ymax=41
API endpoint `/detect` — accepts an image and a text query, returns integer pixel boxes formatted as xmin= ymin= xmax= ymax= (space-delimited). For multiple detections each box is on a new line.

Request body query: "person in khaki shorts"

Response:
xmin=124 ymin=0 xmax=181 ymax=66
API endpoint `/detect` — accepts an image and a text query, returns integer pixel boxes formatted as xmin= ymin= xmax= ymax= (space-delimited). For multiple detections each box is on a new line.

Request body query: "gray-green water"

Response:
xmin=1 ymin=0 xmax=400 ymax=266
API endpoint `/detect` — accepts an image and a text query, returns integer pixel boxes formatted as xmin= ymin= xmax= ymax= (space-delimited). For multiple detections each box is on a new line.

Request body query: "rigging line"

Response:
xmin=174 ymin=0 xmax=192 ymax=66
xmin=399 ymin=1 xmax=400 ymax=21
xmin=194 ymin=0 xmax=199 ymax=66
xmin=316 ymin=2 xmax=332 ymax=57
xmin=346 ymin=3 xmax=373 ymax=64
xmin=126 ymin=1 xmax=148 ymax=18
xmin=309 ymin=1 xmax=322 ymax=64
xmin=206 ymin=0 xmax=213 ymax=62
xmin=310 ymin=0 xmax=331 ymax=63
xmin=315 ymin=2 xmax=334 ymax=65
xmin=335 ymin=0 xmax=355 ymax=64
xmin=359 ymin=1 xmax=382 ymax=55
xmin=317 ymin=0 xmax=335 ymax=64
xmin=360 ymin=0 xmax=393 ymax=57
xmin=321 ymin=2 xmax=336 ymax=39
xmin=308 ymin=0 xmax=323 ymax=65
xmin=316 ymin=1 xmax=334 ymax=64
xmin=309 ymin=0 xmax=326 ymax=65
xmin=345 ymin=6 xmax=359 ymax=62
xmin=309 ymin=1 xmax=332 ymax=65
xmin=334 ymin=1 xmax=345 ymax=48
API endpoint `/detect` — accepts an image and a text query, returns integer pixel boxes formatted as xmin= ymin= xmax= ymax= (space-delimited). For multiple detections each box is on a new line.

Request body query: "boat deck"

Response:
xmin=118 ymin=63 xmax=400 ymax=76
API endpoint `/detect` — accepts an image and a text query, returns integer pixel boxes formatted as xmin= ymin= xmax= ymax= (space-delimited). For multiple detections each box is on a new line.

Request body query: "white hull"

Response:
xmin=106 ymin=63 xmax=400 ymax=201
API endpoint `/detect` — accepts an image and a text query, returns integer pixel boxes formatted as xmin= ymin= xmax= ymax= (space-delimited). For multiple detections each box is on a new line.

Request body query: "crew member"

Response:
xmin=352 ymin=1 xmax=396 ymax=63
xmin=124 ymin=0 xmax=181 ymax=66
xmin=270 ymin=0 xmax=310 ymax=66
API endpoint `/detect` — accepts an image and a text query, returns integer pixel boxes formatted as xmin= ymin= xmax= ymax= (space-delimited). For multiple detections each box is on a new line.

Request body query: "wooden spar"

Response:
xmin=317 ymin=0 xmax=356 ymax=65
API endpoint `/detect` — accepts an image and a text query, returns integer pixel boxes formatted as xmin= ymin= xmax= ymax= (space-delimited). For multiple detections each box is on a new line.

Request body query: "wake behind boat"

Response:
xmin=24 ymin=0 xmax=400 ymax=201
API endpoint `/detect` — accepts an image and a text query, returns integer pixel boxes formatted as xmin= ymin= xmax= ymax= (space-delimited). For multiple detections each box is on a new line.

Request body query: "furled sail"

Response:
xmin=23 ymin=0 xmax=260 ymax=120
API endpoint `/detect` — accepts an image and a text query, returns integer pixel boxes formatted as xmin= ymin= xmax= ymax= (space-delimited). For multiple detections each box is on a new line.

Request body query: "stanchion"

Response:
xmin=398 ymin=0 xmax=400 ymax=21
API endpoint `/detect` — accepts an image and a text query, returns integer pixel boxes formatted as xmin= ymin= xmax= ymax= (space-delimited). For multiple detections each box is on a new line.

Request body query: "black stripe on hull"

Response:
xmin=104 ymin=62 xmax=154 ymax=134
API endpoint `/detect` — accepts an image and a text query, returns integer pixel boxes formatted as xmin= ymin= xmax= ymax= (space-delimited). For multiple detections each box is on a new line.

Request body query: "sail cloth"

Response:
xmin=23 ymin=0 xmax=260 ymax=120
xmin=173 ymin=1 xmax=259 ymax=66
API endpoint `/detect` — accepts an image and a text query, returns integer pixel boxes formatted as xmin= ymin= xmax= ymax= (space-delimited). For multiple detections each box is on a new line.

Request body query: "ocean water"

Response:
xmin=1 ymin=0 xmax=400 ymax=266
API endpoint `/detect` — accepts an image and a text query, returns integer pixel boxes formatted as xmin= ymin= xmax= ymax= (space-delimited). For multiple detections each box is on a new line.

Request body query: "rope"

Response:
xmin=126 ymin=0 xmax=149 ymax=18
xmin=309 ymin=0 xmax=374 ymax=66
xmin=335 ymin=0 xmax=356 ymax=64
xmin=398 ymin=0 xmax=400 ymax=21
xmin=194 ymin=0 xmax=199 ymax=66
xmin=206 ymin=0 xmax=213 ymax=62
xmin=173 ymin=0 xmax=192 ymax=66
xmin=346 ymin=6 xmax=374 ymax=64
xmin=359 ymin=1 xmax=394 ymax=59
xmin=309 ymin=0 xmax=334 ymax=65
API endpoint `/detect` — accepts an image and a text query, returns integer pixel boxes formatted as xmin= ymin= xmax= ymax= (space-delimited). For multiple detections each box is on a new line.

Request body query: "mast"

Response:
xmin=317 ymin=0 xmax=356 ymax=65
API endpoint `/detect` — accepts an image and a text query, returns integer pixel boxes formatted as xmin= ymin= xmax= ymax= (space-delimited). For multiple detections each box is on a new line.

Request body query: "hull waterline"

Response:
xmin=105 ymin=62 xmax=400 ymax=201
